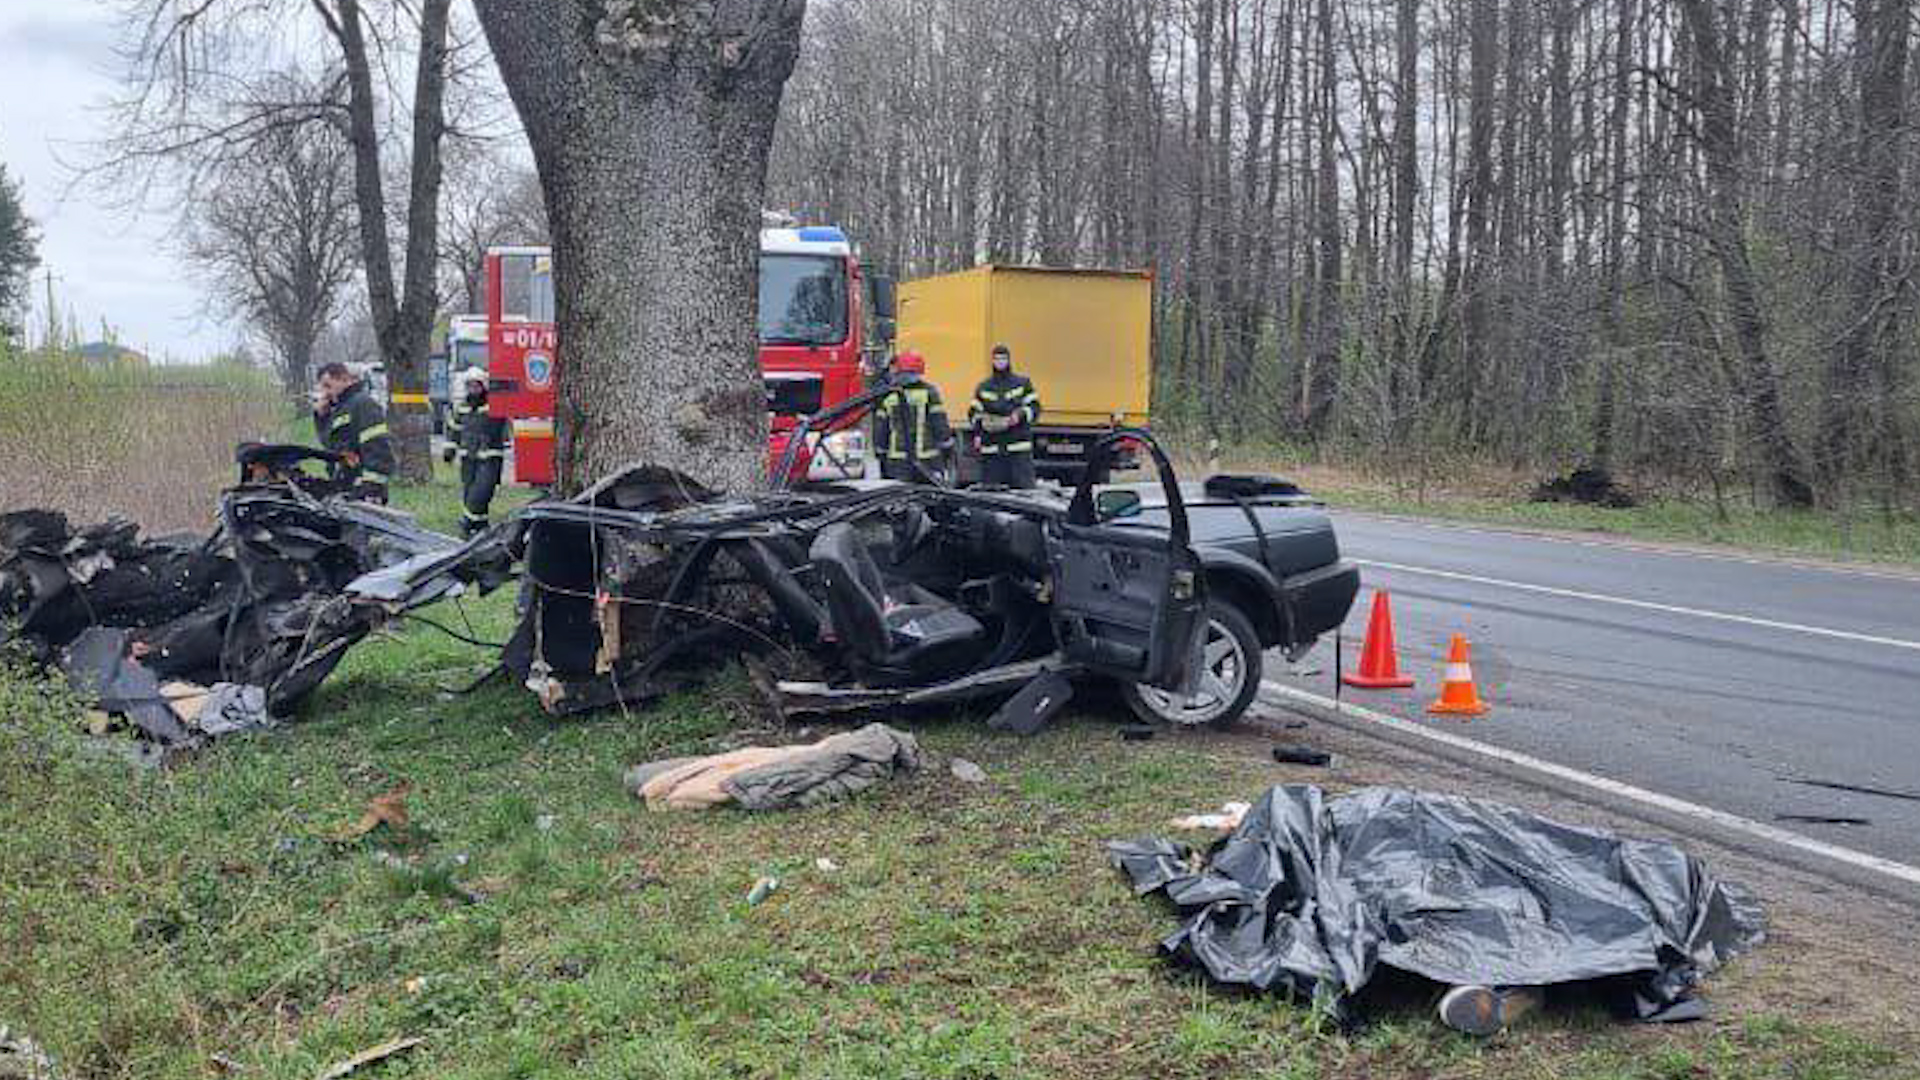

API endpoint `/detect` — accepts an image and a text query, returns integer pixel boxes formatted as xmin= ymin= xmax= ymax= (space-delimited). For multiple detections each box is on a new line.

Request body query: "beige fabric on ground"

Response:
xmin=640 ymin=746 xmax=797 ymax=810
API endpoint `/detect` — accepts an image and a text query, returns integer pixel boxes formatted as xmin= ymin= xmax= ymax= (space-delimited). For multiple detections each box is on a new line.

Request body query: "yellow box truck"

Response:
xmin=897 ymin=265 xmax=1152 ymax=484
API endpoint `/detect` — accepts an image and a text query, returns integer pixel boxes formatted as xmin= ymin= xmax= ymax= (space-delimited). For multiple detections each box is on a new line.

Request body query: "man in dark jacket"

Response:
xmin=312 ymin=362 xmax=396 ymax=502
xmin=873 ymin=351 xmax=953 ymax=483
xmin=967 ymin=343 xmax=1042 ymax=489
xmin=441 ymin=366 xmax=510 ymax=536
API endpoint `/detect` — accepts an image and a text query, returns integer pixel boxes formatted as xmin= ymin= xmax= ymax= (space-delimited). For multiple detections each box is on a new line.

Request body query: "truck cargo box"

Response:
xmin=899 ymin=266 xmax=1151 ymax=430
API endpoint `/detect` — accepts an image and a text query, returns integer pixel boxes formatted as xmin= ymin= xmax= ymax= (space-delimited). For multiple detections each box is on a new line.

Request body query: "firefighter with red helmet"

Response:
xmin=873 ymin=350 xmax=953 ymax=483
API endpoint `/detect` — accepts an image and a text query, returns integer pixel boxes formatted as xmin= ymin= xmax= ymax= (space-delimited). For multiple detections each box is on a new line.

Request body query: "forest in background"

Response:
xmin=767 ymin=0 xmax=1919 ymax=511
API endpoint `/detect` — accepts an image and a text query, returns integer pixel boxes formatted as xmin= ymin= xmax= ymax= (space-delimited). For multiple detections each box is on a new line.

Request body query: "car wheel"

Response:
xmin=1121 ymin=600 xmax=1263 ymax=729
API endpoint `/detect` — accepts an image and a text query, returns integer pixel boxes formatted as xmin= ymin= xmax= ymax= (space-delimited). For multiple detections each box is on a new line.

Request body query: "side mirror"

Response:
xmin=869 ymin=274 xmax=897 ymax=321
xmin=1095 ymin=489 xmax=1142 ymax=521
xmin=874 ymin=315 xmax=897 ymax=344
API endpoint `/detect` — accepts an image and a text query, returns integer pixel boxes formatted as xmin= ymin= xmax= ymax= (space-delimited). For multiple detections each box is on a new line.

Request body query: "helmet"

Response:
xmin=893 ymin=351 xmax=926 ymax=375
xmin=459 ymin=366 xmax=489 ymax=388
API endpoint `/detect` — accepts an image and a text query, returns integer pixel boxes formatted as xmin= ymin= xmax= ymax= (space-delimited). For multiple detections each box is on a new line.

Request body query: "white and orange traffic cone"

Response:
xmin=1427 ymin=634 xmax=1489 ymax=716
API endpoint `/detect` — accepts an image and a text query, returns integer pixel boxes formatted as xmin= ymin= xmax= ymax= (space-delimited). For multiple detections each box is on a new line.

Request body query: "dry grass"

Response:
xmin=0 ymin=351 xmax=286 ymax=532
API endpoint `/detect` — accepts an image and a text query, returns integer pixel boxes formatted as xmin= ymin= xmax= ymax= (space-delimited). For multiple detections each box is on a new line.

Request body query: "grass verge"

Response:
xmin=1170 ymin=446 xmax=1920 ymax=566
xmin=0 ymin=477 xmax=1911 ymax=1078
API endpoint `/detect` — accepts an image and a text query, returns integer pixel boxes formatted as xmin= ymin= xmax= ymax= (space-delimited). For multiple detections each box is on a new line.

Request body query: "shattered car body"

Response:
xmin=483 ymin=393 xmax=1358 ymax=728
xmin=1 ymin=448 xmax=508 ymax=751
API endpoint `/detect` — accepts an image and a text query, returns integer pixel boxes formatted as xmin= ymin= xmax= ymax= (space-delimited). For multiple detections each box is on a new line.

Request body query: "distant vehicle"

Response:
xmin=426 ymin=349 xmax=449 ymax=433
xmin=898 ymin=266 xmax=1152 ymax=485
xmin=435 ymin=315 xmax=488 ymax=434
xmin=481 ymin=224 xmax=890 ymax=487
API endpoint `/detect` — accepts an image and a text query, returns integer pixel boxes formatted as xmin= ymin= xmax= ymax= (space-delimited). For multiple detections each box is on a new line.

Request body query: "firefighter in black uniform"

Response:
xmin=873 ymin=350 xmax=953 ymax=483
xmin=441 ymin=366 xmax=510 ymax=536
xmin=967 ymin=343 xmax=1042 ymax=489
xmin=312 ymin=361 xmax=396 ymax=502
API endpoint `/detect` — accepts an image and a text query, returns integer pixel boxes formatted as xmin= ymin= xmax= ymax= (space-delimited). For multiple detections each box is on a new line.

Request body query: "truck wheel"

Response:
xmin=1120 ymin=600 xmax=1263 ymax=729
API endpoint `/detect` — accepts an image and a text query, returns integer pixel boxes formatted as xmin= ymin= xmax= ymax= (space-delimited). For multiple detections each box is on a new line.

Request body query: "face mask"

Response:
xmin=992 ymin=355 xmax=1010 ymax=371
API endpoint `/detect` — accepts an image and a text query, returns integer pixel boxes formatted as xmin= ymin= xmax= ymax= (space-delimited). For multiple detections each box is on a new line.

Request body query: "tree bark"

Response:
xmin=475 ymin=0 xmax=804 ymax=495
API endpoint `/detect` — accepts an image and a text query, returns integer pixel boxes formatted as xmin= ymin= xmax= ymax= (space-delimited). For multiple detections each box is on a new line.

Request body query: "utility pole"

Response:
xmin=40 ymin=265 xmax=61 ymax=354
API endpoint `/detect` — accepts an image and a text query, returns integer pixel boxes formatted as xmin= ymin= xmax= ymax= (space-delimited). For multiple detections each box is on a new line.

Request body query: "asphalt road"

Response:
xmin=1271 ymin=513 xmax=1920 ymax=866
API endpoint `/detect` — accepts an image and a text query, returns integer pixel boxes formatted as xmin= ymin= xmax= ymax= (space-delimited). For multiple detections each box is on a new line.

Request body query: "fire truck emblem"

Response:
xmin=524 ymin=351 xmax=553 ymax=389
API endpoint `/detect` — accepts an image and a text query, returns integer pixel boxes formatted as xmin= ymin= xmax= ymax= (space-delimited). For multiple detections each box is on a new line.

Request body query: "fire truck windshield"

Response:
xmin=758 ymin=254 xmax=848 ymax=346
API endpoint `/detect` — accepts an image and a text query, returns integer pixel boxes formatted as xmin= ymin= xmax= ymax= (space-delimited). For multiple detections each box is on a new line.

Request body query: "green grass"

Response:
xmin=1161 ymin=438 xmax=1920 ymax=566
xmin=0 ymin=474 xmax=1911 ymax=1078
xmin=1316 ymin=484 xmax=1920 ymax=566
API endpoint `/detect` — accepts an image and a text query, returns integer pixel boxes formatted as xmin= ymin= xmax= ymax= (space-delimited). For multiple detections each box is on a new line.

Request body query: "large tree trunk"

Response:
xmin=475 ymin=0 xmax=804 ymax=495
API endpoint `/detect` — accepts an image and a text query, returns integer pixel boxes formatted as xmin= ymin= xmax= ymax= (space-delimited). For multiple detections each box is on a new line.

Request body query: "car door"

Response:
xmin=1048 ymin=431 xmax=1207 ymax=690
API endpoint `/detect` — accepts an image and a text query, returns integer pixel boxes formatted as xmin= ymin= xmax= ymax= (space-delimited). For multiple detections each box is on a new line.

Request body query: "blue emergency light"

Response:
xmin=796 ymin=226 xmax=847 ymax=243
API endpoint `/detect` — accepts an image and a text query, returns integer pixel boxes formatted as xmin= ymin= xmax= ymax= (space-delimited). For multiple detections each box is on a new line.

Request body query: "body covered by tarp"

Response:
xmin=1108 ymin=785 xmax=1764 ymax=1022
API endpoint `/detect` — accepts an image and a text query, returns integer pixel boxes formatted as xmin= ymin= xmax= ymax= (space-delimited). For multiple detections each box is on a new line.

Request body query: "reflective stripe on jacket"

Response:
xmin=314 ymin=381 xmax=396 ymax=485
xmin=454 ymin=396 xmax=510 ymax=461
xmin=875 ymin=377 xmax=952 ymax=461
xmin=968 ymin=372 xmax=1041 ymax=455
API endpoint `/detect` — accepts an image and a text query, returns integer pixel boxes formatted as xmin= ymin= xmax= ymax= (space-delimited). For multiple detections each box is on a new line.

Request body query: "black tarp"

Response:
xmin=1108 ymin=785 xmax=1764 ymax=1023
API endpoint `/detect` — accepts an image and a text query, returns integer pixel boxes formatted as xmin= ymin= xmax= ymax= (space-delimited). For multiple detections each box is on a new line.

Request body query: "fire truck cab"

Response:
xmin=482 ymin=224 xmax=882 ymax=488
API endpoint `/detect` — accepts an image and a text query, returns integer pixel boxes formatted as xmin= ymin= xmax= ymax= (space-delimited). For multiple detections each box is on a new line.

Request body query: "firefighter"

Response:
xmin=312 ymin=361 xmax=396 ymax=502
xmin=441 ymin=366 xmax=509 ymax=536
xmin=873 ymin=350 xmax=953 ymax=483
xmin=967 ymin=343 xmax=1042 ymax=489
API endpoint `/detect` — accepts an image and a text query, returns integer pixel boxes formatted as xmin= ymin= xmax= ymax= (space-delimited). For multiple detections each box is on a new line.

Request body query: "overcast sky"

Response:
xmin=1 ymin=6 xmax=228 ymax=361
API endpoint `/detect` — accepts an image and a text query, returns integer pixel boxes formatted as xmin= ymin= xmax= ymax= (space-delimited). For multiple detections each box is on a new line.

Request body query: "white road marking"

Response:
xmin=1354 ymin=558 xmax=1920 ymax=653
xmin=1259 ymin=679 xmax=1920 ymax=889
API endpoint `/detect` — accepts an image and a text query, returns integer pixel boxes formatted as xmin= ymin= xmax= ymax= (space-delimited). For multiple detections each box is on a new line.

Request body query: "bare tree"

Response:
xmin=473 ymin=0 xmax=807 ymax=494
xmin=1674 ymin=0 xmax=1814 ymax=507
xmin=103 ymin=0 xmax=460 ymax=480
xmin=181 ymin=76 xmax=359 ymax=394
xmin=440 ymin=151 xmax=548 ymax=313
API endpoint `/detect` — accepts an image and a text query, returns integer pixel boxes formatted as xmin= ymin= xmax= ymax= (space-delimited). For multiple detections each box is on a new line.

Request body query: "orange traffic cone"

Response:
xmin=1427 ymin=635 xmax=1490 ymax=716
xmin=1341 ymin=591 xmax=1415 ymax=689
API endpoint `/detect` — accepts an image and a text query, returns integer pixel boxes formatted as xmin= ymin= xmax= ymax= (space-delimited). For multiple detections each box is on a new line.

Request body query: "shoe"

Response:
xmin=1437 ymin=985 xmax=1543 ymax=1036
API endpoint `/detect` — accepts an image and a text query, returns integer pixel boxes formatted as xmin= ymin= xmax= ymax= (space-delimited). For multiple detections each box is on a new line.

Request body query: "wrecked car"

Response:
xmin=440 ymin=384 xmax=1358 ymax=729
xmin=1 ymin=445 xmax=508 ymax=753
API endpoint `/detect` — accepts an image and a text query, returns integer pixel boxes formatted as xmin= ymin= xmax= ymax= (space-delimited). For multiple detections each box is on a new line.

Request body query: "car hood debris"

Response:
xmin=1108 ymin=784 xmax=1764 ymax=1024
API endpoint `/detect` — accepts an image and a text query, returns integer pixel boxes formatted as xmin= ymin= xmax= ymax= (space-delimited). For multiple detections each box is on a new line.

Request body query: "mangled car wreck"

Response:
xmin=453 ymin=392 xmax=1358 ymax=730
xmin=3 ymin=391 xmax=1357 ymax=749
xmin=0 ymin=446 xmax=508 ymax=756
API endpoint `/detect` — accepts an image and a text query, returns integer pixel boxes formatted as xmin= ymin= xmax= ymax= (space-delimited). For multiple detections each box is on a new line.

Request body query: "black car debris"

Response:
xmin=443 ymin=385 xmax=1358 ymax=730
xmin=5 ymin=403 xmax=1356 ymax=748
xmin=0 ymin=445 xmax=509 ymax=755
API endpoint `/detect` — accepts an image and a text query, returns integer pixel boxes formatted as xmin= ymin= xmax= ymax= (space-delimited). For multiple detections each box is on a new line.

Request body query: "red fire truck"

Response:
xmin=482 ymin=224 xmax=887 ymax=487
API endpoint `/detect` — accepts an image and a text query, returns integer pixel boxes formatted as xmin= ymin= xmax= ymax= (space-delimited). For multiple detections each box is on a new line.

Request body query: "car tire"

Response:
xmin=1120 ymin=599 xmax=1263 ymax=729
